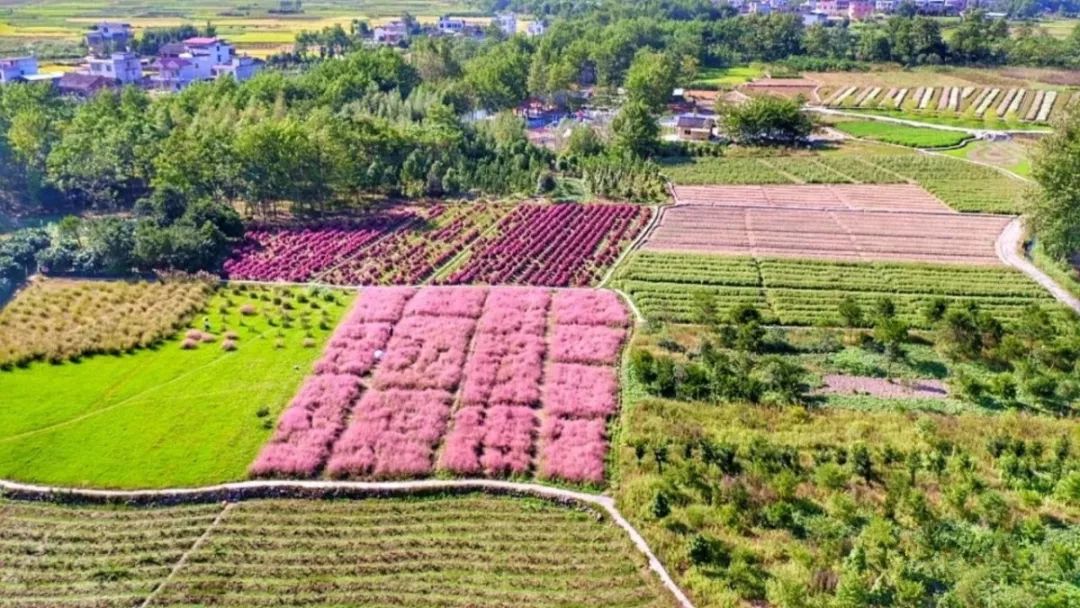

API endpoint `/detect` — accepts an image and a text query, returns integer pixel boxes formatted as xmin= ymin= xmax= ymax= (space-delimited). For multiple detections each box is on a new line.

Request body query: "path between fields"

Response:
xmin=0 ymin=477 xmax=696 ymax=608
xmin=997 ymin=217 xmax=1080 ymax=315
xmin=806 ymin=107 xmax=1054 ymax=135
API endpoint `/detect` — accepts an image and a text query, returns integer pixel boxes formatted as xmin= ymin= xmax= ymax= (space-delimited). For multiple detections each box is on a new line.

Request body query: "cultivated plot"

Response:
xmin=653 ymin=185 xmax=1011 ymax=266
xmin=615 ymin=252 xmax=1055 ymax=327
xmin=0 ymin=496 xmax=675 ymax=608
xmin=225 ymin=203 xmax=650 ymax=288
xmin=252 ymin=286 xmax=631 ymax=485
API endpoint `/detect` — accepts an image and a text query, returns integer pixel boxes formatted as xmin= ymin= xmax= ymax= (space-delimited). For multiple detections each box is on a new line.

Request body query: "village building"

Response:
xmin=85 ymin=22 xmax=133 ymax=55
xmin=373 ymin=21 xmax=410 ymax=45
xmin=87 ymin=52 xmax=143 ymax=85
xmin=437 ymin=16 xmax=467 ymax=35
xmin=0 ymin=57 xmax=38 ymax=84
xmin=57 ymin=72 xmax=114 ymax=97
xmin=494 ymin=13 xmax=517 ymax=36
xmin=671 ymin=114 xmax=716 ymax=142
xmin=151 ymin=37 xmax=260 ymax=91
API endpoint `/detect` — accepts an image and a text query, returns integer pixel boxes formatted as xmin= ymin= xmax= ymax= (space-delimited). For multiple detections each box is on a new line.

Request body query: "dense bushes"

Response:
xmin=619 ymin=385 xmax=1080 ymax=607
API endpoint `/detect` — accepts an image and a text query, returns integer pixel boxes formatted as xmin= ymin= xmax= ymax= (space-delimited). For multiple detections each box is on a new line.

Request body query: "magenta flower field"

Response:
xmin=224 ymin=203 xmax=650 ymax=288
xmin=443 ymin=204 xmax=652 ymax=287
xmin=251 ymin=286 xmax=631 ymax=485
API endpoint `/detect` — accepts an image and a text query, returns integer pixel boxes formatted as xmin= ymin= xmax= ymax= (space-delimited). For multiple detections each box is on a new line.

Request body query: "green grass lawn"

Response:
xmin=833 ymin=120 xmax=971 ymax=148
xmin=0 ymin=283 xmax=354 ymax=489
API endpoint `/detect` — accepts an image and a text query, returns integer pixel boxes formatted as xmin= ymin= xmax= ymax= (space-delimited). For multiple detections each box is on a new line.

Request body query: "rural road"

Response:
xmin=807 ymin=107 xmax=1054 ymax=135
xmin=0 ymin=477 xmax=696 ymax=608
xmin=996 ymin=217 xmax=1080 ymax=315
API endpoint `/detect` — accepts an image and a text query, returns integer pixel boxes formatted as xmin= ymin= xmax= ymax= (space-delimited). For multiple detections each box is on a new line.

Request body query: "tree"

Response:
xmin=464 ymin=38 xmax=532 ymax=110
xmin=624 ymin=49 xmax=679 ymax=112
xmin=1030 ymin=101 xmax=1080 ymax=261
xmin=611 ymin=101 xmax=659 ymax=158
xmin=717 ymin=95 xmax=815 ymax=145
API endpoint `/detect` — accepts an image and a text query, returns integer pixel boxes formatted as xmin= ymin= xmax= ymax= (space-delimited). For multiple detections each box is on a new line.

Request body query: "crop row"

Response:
xmin=224 ymin=204 xmax=647 ymax=288
xmin=615 ymin=252 xmax=1055 ymax=328
xmin=1 ymin=497 xmax=673 ymax=608
xmin=252 ymin=286 xmax=630 ymax=485
xmin=443 ymin=204 xmax=651 ymax=287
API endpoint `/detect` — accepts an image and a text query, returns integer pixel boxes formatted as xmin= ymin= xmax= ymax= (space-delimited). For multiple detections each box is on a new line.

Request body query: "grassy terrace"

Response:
xmin=0 ymin=495 xmax=676 ymax=607
xmin=659 ymin=149 xmax=1027 ymax=213
xmin=0 ymin=283 xmax=353 ymax=488
xmin=614 ymin=252 xmax=1055 ymax=328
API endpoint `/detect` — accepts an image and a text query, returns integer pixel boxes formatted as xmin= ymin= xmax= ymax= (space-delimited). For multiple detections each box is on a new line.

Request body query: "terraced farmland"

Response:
xmin=822 ymin=84 xmax=1072 ymax=125
xmin=0 ymin=495 xmax=675 ymax=608
xmin=661 ymin=154 xmax=1025 ymax=212
xmin=652 ymin=187 xmax=1011 ymax=266
xmin=614 ymin=252 xmax=1055 ymax=327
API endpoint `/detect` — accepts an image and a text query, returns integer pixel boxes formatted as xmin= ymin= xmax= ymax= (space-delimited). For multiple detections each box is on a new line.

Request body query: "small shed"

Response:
xmin=674 ymin=114 xmax=716 ymax=142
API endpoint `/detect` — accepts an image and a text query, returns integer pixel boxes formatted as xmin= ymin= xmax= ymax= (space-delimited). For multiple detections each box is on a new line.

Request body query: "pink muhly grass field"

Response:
xmin=249 ymin=374 xmax=362 ymax=478
xmin=313 ymin=322 xmax=393 ymax=376
xmin=459 ymin=333 xmax=546 ymax=406
xmin=371 ymin=315 xmax=476 ymax=391
xmin=349 ymin=286 xmax=416 ymax=323
xmin=250 ymin=285 xmax=632 ymax=486
xmin=476 ymin=287 xmax=551 ymax=335
xmin=326 ymin=389 xmax=453 ymax=479
xmin=552 ymin=289 xmax=629 ymax=327
xmin=403 ymin=286 xmax=488 ymax=319
xmin=543 ymin=363 xmax=619 ymax=419
xmin=440 ymin=405 xmax=537 ymax=477
xmin=537 ymin=416 xmax=608 ymax=484
xmin=550 ymin=324 xmax=626 ymax=366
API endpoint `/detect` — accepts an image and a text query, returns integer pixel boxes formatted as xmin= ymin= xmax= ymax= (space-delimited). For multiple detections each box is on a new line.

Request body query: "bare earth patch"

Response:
xmin=673 ymin=184 xmax=952 ymax=213
xmin=820 ymin=374 xmax=949 ymax=399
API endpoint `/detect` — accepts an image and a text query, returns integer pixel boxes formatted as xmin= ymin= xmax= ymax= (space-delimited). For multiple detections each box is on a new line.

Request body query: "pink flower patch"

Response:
xmin=549 ymin=324 xmax=626 ymax=365
xmin=349 ymin=287 xmax=416 ymax=323
xmin=372 ymin=315 xmax=476 ymax=391
xmin=249 ymin=374 xmax=362 ymax=478
xmin=551 ymin=289 xmax=629 ymax=327
xmin=537 ymin=416 xmax=608 ymax=484
xmin=326 ymin=389 xmax=453 ymax=479
xmin=543 ymin=363 xmax=619 ymax=418
xmin=404 ymin=286 xmax=488 ymax=319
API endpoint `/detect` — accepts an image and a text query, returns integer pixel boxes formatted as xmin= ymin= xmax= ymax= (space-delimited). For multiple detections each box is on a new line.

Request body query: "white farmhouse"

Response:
xmin=87 ymin=52 xmax=143 ymax=84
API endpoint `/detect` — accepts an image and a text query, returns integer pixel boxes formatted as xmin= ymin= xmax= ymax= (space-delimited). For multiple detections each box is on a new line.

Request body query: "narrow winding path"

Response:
xmin=0 ymin=477 xmax=696 ymax=608
xmin=996 ymin=217 xmax=1080 ymax=315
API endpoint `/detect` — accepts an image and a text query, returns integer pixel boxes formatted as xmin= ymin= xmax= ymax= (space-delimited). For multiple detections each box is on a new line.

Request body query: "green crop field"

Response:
xmin=659 ymin=150 xmax=1026 ymax=212
xmin=833 ymin=120 xmax=972 ymax=148
xmin=0 ymin=282 xmax=353 ymax=489
xmin=0 ymin=494 xmax=675 ymax=607
xmin=614 ymin=252 xmax=1055 ymax=328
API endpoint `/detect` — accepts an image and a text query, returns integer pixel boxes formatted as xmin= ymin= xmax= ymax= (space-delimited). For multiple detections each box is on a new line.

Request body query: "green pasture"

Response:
xmin=0 ymin=283 xmax=354 ymax=489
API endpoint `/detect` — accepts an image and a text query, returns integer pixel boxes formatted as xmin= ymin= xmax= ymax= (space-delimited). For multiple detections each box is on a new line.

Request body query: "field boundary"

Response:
xmin=0 ymin=477 xmax=696 ymax=608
